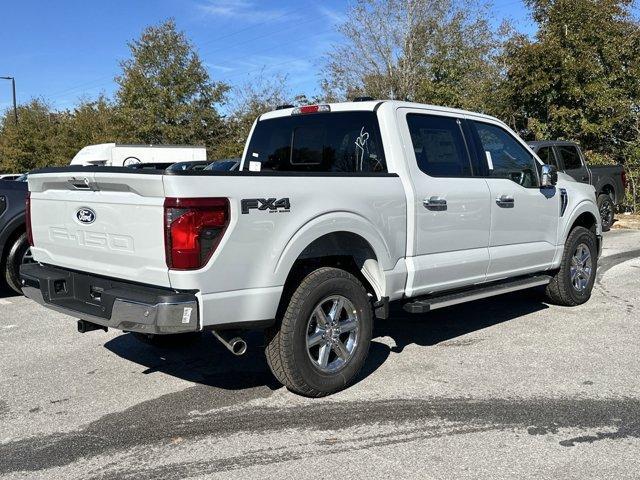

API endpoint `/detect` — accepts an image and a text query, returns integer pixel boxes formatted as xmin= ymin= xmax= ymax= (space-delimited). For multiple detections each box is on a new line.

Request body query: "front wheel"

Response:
xmin=545 ymin=226 xmax=597 ymax=306
xmin=597 ymin=194 xmax=614 ymax=231
xmin=265 ymin=267 xmax=373 ymax=397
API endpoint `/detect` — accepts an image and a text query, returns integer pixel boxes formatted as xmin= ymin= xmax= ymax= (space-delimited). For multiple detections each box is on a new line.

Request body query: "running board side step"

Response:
xmin=403 ymin=275 xmax=552 ymax=314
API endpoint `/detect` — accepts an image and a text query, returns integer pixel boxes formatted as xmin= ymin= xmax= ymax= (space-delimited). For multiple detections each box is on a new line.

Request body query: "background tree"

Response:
xmin=413 ymin=6 xmax=506 ymax=113
xmin=214 ymin=73 xmax=292 ymax=159
xmin=55 ymin=96 xmax=117 ymax=162
xmin=322 ymin=0 xmax=501 ymax=111
xmin=502 ymin=0 xmax=640 ymax=162
xmin=0 ymin=99 xmax=61 ymax=172
xmin=114 ymin=19 xmax=229 ymax=153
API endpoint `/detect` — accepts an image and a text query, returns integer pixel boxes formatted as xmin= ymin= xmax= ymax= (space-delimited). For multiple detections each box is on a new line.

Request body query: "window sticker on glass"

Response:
xmin=486 ymin=151 xmax=494 ymax=170
xmin=252 ymin=152 xmax=259 ymax=158
xmin=249 ymin=161 xmax=261 ymax=172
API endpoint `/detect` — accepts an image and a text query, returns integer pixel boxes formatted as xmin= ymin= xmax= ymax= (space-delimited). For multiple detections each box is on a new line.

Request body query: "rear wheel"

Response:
xmin=545 ymin=226 xmax=597 ymax=306
xmin=4 ymin=232 xmax=33 ymax=294
xmin=265 ymin=267 xmax=373 ymax=397
xmin=597 ymin=194 xmax=614 ymax=231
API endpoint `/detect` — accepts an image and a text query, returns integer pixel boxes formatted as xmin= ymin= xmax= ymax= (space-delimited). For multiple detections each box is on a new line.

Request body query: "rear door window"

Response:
xmin=244 ymin=111 xmax=386 ymax=173
xmin=557 ymin=145 xmax=582 ymax=170
xmin=406 ymin=114 xmax=473 ymax=177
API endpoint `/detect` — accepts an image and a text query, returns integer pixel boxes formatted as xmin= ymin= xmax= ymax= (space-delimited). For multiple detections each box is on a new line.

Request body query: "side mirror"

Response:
xmin=541 ymin=164 xmax=558 ymax=188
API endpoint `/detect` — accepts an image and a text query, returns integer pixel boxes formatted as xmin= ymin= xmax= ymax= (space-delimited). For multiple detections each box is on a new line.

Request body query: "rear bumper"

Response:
xmin=20 ymin=263 xmax=199 ymax=334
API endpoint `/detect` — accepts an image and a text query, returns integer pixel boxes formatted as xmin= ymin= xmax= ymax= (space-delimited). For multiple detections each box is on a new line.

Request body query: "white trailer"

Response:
xmin=69 ymin=143 xmax=207 ymax=167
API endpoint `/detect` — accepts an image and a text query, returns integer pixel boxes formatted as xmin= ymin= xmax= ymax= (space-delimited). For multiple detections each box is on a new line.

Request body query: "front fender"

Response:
xmin=561 ymin=199 xmax=601 ymax=242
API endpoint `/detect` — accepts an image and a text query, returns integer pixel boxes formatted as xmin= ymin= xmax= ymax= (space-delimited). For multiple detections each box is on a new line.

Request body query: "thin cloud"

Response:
xmin=197 ymin=0 xmax=291 ymax=22
xmin=316 ymin=5 xmax=346 ymax=25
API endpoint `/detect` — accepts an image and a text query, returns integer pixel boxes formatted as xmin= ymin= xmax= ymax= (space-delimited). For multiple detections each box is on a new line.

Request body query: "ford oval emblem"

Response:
xmin=76 ymin=207 xmax=96 ymax=225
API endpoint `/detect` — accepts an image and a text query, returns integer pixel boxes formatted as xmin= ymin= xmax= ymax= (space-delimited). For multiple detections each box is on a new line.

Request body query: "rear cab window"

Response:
xmin=244 ymin=111 xmax=386 ymax=173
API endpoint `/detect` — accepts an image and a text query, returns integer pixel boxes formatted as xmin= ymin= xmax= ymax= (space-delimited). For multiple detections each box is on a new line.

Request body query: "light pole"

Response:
xmin=0 ymin=76 xmax=18 ymax=125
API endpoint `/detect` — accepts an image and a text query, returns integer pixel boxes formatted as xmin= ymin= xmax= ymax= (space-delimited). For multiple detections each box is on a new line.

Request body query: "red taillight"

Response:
xmin=164 ymin=197 xmax=229 ymax=270
xmin=25 ymin=192 xmax=34 ymax=247
xmin=622 ymin=169 xmax=628 ymax=191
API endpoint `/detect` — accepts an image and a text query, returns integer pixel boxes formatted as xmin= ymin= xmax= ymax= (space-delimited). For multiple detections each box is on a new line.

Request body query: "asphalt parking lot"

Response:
xmin=1 ymin=229 xmax=639 ymax=479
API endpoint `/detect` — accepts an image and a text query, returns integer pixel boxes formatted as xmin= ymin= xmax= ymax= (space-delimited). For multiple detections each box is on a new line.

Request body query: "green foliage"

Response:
xmin=0 ymin=97 xmax=116 ymax=172
xmin=502 ymin=0 xmax=640 ymax=159
xmin=0 ymin=99 xmax=59 ymax=172
xmin=413 ymin=4 xmax=504 ymax=114
xmin=114 ymin=19 xmax=229 ymax=153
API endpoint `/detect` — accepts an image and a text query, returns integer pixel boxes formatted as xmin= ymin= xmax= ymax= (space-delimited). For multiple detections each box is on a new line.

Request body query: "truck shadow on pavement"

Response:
xmin=0 ymin=285 xmax=21 ymax=299
xmin=104 ymin=287 xmax=549 ymax=393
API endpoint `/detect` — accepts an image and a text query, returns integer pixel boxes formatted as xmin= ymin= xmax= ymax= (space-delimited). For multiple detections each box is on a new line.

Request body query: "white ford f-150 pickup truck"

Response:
xmin=21 ymin=100 xmax=602 ymax=396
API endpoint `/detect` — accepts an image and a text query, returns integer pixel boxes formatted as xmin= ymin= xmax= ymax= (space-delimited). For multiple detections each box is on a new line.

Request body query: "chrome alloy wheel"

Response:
xmin=570 ymin=243 xmax=592 ymax=292
xmin=306 ymin=295 xmax=359 ymax=373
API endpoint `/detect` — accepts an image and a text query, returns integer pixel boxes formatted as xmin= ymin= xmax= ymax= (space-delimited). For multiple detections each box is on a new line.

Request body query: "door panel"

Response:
xmin=485 ymin=179 xmax=559 ymax=278
xmin=399 ymin=109 xmax=491 ymax=296
xmin=469 ymin=120 xmax=559 ymax=278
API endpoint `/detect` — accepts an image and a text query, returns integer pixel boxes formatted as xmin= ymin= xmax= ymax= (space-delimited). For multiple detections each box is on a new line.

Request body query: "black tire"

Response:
xmin=545 ymin=226 xmax=598 ymax=306
xmin=597 ymin=194 xmax=614 ymax=232
xmin=132 ymin=331 xmax=202 ymax=347
xmin=4 ymin=232 xmax=31 ymax=294
xmin=265 ymin=267 xmax=373 ymax=397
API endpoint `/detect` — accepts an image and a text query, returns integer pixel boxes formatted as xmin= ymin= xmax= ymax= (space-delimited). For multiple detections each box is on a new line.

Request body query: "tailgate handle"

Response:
xmin=68 ymin=177 xmax=98 ymax=191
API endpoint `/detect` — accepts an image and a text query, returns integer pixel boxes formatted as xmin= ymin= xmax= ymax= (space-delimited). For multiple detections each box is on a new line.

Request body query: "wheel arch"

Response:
xmin=562 ymin=201 xmax=600 ymax=242
xmin=599 ymin=183 xmax=615 ymax=197
xmin=274 ymin=213 xmax=394 ymax=302
xmin=0 ymin=215 xmax=26 ymax=261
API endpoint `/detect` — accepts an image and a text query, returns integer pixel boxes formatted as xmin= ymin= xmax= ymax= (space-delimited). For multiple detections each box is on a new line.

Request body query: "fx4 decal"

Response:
xmin=241 ymin=198 xmax=291 ymax=214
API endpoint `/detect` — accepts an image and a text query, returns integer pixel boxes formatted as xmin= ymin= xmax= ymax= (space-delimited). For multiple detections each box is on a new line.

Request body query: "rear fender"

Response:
xmin=274 ymin=212 xmax=394 ymax=299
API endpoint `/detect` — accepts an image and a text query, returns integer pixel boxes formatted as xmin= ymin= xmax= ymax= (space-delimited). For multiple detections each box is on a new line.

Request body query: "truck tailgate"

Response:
xmin=28 ymin=171 xmax=170 ymax=287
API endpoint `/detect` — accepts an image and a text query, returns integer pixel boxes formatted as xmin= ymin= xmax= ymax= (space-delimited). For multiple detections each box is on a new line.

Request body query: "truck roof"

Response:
xmin=259 ymin=100 xmax=503 ymax=125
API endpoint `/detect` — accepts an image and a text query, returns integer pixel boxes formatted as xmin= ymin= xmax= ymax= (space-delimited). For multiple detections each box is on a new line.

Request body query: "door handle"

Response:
xmin=423 ymin=196 xmax=447 ymax=211
xmin=496 ymin=195 xmax=515 ymax=208
xmin=67 ymin=177 xmax=98 ymax=191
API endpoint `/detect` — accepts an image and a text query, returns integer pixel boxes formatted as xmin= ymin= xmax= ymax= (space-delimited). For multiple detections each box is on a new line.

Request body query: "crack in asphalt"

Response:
xmin=1 ymin=394 xmax=639 ymax=475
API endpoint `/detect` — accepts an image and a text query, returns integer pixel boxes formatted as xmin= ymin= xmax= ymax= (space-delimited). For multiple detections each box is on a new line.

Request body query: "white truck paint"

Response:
xmin=70 ymin=143 xmax=207 ymax=167
xmin=22 ymin=100 xmax=602 ymax=396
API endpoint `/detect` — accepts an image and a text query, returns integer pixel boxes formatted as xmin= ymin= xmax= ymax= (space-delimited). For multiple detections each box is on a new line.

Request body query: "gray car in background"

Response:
xmin=528 ymin=140 xmax=626 ymax=231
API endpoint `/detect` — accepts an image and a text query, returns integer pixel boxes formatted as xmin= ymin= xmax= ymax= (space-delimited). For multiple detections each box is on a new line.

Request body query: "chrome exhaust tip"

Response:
xmin=212 ymin=330 xmax=247 ymax=356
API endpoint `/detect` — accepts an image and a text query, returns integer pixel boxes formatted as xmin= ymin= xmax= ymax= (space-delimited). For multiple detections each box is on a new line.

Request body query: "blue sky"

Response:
xmin=0 ymin=0 xmax=536 ymax=113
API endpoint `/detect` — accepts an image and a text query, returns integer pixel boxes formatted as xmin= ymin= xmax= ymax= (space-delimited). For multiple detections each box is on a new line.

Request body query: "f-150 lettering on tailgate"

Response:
xmin=49 ymin=227 xmax=135 ymax=253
